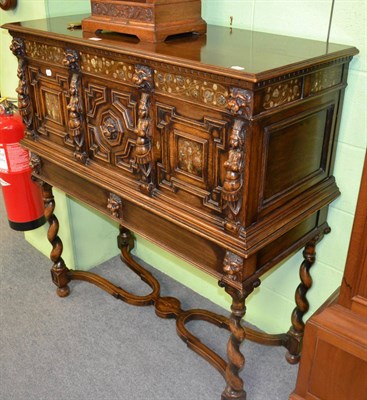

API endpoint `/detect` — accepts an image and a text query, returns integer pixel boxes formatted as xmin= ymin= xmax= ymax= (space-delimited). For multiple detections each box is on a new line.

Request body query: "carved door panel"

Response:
xmin=155 ymin=100 xmax=231 ymax=216
xmin=83 ymin=76 xmax=140 ymax=177
xmin=28 ymin=63 xmax=70 ymax=148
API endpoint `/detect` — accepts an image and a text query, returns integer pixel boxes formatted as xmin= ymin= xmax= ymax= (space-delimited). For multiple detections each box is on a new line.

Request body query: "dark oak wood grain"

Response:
xmin=2 ymin=15 xmax=358 ymax=399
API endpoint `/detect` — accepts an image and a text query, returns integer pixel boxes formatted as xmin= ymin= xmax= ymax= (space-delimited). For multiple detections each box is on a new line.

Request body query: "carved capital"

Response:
xmin=133 ymin=65 xmax=154 ymax=91
xmin=63 ymin=48 xmax=80 ymax=70
xmin=226 ymin=88 xmax=253 ymax=118
xmin=107 ymin=193 xmax=123 ymax=219
xmin=10 ymin=37 xmax=25 ymax=58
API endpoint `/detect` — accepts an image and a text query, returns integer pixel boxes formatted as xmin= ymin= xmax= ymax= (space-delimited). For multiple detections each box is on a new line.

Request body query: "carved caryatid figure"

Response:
xmin=67 ymin=73 xmax=88 ymax=164
xmin=10 ymin=38 xmax=35 ymax=138
xmin=222 ymin=120 xmax=245 ymax=234
xmin=135 ymin=92 xmax=153 ymax=194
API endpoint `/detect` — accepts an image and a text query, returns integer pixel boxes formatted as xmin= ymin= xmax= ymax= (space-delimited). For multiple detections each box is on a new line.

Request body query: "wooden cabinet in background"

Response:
xmin=290 ymin=153 xmax=367 ymax=400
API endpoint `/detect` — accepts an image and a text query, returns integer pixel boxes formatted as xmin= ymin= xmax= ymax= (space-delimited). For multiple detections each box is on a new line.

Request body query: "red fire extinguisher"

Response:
xmin=0 ymin=98 xmax=46 ymax=231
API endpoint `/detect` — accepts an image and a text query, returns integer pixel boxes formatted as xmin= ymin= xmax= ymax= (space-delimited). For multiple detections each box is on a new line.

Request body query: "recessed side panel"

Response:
xmin=259 ymin=102 xmax=336 ymax=214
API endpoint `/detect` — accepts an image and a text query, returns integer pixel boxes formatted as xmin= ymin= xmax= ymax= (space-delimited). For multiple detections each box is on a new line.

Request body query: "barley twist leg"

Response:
xmin=42 ymin=183 xmax=70 ymax=297
xmin=286 ymin=239 xmax=317 ymax=363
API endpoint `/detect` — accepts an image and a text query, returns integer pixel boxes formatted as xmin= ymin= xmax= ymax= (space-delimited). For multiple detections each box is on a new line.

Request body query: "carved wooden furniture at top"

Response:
xmin=2 ymin=14 xmax=358 ymax=400
xmin=82 ymin=0 xmax=207 ymax=42
xmin=0 ymin=0 xmax=17 ymax=11
xmin=289 ymin=153 xmax=367 ymax=400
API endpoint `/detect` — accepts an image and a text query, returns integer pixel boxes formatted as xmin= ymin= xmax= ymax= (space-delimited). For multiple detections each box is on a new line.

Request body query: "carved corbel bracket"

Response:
xmin=222 ymin=119 xmax=246 ymax=234
xmin=10 ymin=37 xmax=36 ymax=140
xmin=222 ymin=250 xmax=244 ymax=283
xmin=107 ymin=193 xmax=123 ymax=219
xmin=29 ymin=152 xmax=45 ymax=186
xmin=226 ymin=88 xmax=253 ymax=119
xmin=133 ymin=64 xmax=154 ymax=91
xmin=29 ymin=152 xmax=42 ymax=175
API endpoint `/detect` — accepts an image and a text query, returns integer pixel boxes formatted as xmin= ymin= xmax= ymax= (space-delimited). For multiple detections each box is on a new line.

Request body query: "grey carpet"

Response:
xmin=0 ymin=196 xmax=297 ymax=400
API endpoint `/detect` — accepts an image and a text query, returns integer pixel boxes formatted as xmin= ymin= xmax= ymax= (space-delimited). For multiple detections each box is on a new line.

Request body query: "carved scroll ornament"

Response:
xmin=222 ymin=120 xmax=245 ymax=234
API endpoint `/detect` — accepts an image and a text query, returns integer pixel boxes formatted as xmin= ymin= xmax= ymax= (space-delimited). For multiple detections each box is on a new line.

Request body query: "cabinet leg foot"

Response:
xmin=42 ymin=182 xmax=70 ymax=297
xmin=286 ymin=238 xmax=317 ymax=363
xmin=220 ymin=284 xmax=250 ymax=400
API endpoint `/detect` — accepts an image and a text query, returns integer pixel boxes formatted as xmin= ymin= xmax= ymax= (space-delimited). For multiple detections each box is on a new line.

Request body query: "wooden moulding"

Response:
xmin=82 ymin=0 xmax=207 ymax=42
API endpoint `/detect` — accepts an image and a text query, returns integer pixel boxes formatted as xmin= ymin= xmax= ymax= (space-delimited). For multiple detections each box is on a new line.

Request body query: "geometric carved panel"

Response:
xmin=84 ymin=80 xmax=138 ymax=171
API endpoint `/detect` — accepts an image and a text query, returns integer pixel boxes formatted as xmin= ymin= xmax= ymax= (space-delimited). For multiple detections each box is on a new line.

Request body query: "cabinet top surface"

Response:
xmin=3 ymin=14 xmax=358 ymax=81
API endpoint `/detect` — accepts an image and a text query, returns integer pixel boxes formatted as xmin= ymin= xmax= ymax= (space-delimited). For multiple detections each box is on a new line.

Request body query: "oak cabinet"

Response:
xmin=2 ymin=15 xmax=359 ymax=400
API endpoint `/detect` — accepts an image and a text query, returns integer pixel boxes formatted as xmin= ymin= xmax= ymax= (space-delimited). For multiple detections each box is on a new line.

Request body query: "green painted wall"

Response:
xmin=1 ymin=0 xmax=366 ymax=333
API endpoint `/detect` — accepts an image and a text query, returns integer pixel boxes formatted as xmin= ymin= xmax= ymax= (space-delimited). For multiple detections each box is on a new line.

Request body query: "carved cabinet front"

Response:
xmin=3 ymin=16 xmax=359 ymax=400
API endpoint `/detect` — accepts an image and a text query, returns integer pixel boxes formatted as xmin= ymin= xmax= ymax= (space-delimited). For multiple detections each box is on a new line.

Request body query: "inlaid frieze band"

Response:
xmin=154 ymin=70 xmax=229 ymax=109
xmin=80 ymin=53 xmax=135 ymax=84
xmin=262 ymin=79 xmax=302 ymax=110
xmin=24 ymin=40 xmax=64 ymax=64
xmin=310 ymin=65 xmax=343 ymax=93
